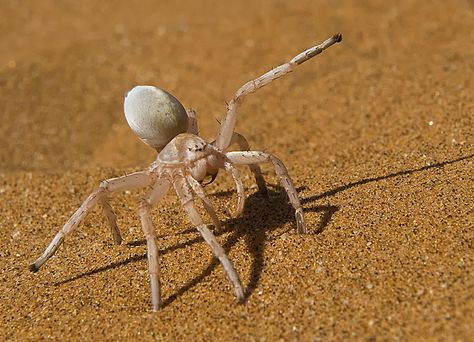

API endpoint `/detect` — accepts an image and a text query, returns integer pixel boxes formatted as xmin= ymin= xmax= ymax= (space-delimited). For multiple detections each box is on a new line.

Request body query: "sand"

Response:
xmin=1 ymin=0 xmax=473 ymax=340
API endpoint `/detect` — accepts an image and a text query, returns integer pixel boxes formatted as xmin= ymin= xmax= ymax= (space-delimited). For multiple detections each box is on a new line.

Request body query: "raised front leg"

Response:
xmin=29 ymin=172 xmax=152 ymax=272
xmin=215 ymin=34 xmax=342 ymax=151
xmin=226 ymin=151 xmax=306 ymax=234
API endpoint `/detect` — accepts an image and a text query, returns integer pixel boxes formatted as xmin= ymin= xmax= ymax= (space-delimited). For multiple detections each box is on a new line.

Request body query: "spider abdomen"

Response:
xmin=124 ymin=86 xmax=188 ymax=151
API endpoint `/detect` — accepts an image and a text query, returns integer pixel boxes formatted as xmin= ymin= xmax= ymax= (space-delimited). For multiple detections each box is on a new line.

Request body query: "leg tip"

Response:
xmin=297 ymin=226 xmax=307 ymax=234
xmin=236 ymin=288 xmax=246 ymax=304
xmin=29 ymin=263 xmax=39 ymax=273
xmin=333 ymin=33 xmax=343 ymax=43
xmin=296 ymin=210 xmax=307 ymax=234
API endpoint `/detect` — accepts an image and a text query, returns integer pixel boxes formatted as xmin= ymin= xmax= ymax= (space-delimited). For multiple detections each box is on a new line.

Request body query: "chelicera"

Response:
xmin=30 ymin=34 xmax=342 ymax=311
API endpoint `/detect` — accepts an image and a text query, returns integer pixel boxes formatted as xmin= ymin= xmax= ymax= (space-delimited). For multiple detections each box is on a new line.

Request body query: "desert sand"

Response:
xmin=1 ymin=0 xmax=473 ymax=340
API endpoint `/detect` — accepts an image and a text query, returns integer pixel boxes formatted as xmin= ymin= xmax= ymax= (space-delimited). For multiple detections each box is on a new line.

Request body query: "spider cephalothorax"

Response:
xmin=30 ymin=34 xmax=342 ymax=311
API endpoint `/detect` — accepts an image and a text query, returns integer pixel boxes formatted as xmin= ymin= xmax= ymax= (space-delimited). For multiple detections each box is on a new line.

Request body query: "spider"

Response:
xmin=30 ymin=33 xmax=342 ymax=311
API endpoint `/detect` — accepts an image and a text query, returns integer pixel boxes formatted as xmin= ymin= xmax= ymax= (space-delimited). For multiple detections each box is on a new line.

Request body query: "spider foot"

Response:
xmin=111 ymin=230 xmax=123 ymax=245
xmin=296 ymin=209 xmax=306 ymax=234
xmin=29 ymin=263 xmax=40 ymax=273
xmin=235 ymin=286 xmax=245 ymax=303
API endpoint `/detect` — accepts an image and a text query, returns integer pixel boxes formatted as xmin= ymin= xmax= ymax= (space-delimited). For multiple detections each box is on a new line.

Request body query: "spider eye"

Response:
xmin=189 ymin=144 xmax=204 ymax=152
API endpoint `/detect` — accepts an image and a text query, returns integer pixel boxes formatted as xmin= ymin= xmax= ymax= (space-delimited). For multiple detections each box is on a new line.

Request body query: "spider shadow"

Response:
xmin=53 ymin=185 xmax=337 ymax=308
xmin=301 ymin=153 xmax=474 ymax=203
xmin=162 ymin=152 xmax=474 ymax=307
xmin=54 ymin=153 xmax=473 ymax=307
xmin=161 ymin=187 xmax=337 ymax=307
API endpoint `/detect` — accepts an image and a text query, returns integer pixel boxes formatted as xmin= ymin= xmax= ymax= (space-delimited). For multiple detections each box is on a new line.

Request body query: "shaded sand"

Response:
xmin=1 ymin=0 xmax=473 ymax=340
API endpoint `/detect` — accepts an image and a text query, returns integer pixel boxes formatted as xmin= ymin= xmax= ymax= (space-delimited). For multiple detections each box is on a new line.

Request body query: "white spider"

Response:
xmin=30 ymin=34 xmax=342 ymax=311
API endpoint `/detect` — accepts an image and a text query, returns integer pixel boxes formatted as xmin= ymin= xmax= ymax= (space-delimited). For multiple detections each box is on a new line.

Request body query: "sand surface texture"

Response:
xmin=1 ymin=1 xmax=473 ymax=340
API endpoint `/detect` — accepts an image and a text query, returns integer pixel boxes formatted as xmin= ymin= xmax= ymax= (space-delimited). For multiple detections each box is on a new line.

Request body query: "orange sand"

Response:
xmin=1 ymin=1 xmax=473 ymax=340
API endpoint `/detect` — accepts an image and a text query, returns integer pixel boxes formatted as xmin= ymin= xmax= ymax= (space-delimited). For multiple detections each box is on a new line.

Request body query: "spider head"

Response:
xmin=158 ymin=134 xmax=224 ymax=184
xmin=181 ymin=135 xmax=211 ymax=161
xmin=158 ymin=134 xmax=211 ymax=164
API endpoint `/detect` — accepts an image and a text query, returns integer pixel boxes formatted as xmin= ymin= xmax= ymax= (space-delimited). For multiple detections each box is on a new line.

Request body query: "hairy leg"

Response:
xmin=224 ymin=162 xmax=245 ymax=217
xmin=226 ymin=151 xmax=306 ymax=234
xmin=29 ymin=172 xmax=152 ymax=272
xmin=173 ymin=177 xmax=245 ymax=301
xmin=186 ymin=175 xmax=222 ymax=231
xmin=215 ymin=34 xmax=342 ymax=151
xmin=138 ymin=179 xmax=170 ymax=311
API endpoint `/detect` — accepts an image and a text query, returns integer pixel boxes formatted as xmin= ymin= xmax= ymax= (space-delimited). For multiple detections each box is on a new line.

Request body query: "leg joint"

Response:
xmin=139 ymin=199 xmax=152 ymax=211
xmin=99 ymin=180 xmax=110 ymax=194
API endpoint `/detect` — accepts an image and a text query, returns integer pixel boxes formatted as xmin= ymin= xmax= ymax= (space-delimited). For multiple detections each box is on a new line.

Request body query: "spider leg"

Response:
xmin=138 ymin=179 xmax=170 ymax=312
xmin=226 ymin=151 xmax=306 ymax=234
xmin=215 ymin=34 xmax=342 ymax=151
xmin=29 ymin=172 xmax=152 ymax=272
xmin=211 ymin=132 xmax=268 ymax=195
xmin=186 ymin=175 xmax=222 ymax=231
xmin=173 ymin=176 xmax=245 ymax=302
xmin=228 ymin=132 xmax=268 ymax=196
xmin=186 ymin=108 xmax=199 ymax=135
xmin=224 ymin=162 xmax=245 ymax=217
xmin=100 ymin=198 xmax=122 ymax=244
